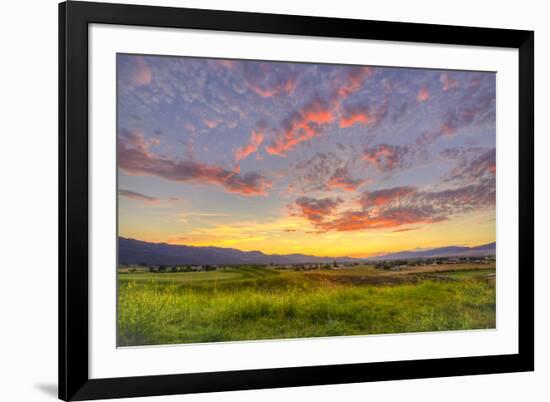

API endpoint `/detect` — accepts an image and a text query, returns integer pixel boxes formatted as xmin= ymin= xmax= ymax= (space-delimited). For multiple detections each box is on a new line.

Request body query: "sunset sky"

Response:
xmin=117 ymin=54 xmax=496 ymax=257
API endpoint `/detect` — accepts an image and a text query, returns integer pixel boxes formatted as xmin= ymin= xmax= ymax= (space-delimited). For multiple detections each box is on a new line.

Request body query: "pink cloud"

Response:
xmin=263 ymin=67 xmax=381 ymax=156
xmin=416 ymin=86 xmax=430 ymax=102
xmin=362 ymin=144 xmax=407 ymax=172
xmin=440 ymin=72 xmax=459 ymax=91
xmin=358 ymin=186 xmax=416 ymax=208
xmin=131 ymin=56 xmax=152 ymax=86
xmin=326 ymin=167 xmax=365 ymax=192
xmin=216 ymin=59 xmax=236 ymax=69
xmin=335 ymin=67 xmax=373 ymax=99
xmin=203 ymin=118 xmax=221 ymax=129
xmin=296 ymin=181 xmax=495 ymax=233
xmin=293 ymin=196 xmax=343 ymax=223
xmin=118 ymin=129 xmax=272 ymax=196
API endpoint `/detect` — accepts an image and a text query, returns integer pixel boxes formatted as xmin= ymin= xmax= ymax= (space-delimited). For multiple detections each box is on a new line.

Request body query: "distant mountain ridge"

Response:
xmin=369 ymin=242 xmax=496 ymax=260
xmin=118 ymin=237 xmax=353 ymax=265
xmin=118 ymin=237 xmax=496 ymax=266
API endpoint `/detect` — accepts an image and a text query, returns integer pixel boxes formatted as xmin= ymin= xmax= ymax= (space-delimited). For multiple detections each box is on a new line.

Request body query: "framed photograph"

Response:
xmin=59 ymin=1 xmax=534 ymax=400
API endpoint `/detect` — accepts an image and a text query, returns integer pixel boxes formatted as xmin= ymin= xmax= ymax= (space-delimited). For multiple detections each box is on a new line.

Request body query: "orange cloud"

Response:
xmin=295 ymin=180 xmax=495 ymax=233
xmin=265 ymin=67 xmax=377 ymax=156
xmin=338 ymin=99 xmax=387 ymax=129
xmin=339 ymin=111 xmax=373 ymax=128
xmin=265 ymin=98 xmax=333 ymax=156
xmin=291 ymin=194 xmax=444 ymax=233
xmin=131 ymin=56 xmax=152 ymax=86
xmin=234 ymin=129 xmax=265 ymax=161
xmin=335 ymin=67 xmax=373 ymax=99
xmin=302 ymin=99 xmax=335 ymax=124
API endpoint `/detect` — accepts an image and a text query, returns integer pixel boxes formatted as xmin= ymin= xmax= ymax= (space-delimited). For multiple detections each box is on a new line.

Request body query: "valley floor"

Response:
xmin=117 ymin=263 xmax=496 ymax=346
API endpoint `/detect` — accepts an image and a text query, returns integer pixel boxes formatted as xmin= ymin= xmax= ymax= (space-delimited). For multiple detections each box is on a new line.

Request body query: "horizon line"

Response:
xmin=119 ymin=235 xmax=496 ymax=259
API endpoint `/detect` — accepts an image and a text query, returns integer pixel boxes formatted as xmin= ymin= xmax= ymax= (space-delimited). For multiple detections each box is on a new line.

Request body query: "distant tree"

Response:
xmin=148 ymin=266 xmax=155 ymax=273
xmin=158 ymin=265 xmax=166 ymax=273
xmin=333 ymin=260 xmax=337 ymax=268
xmin=375 ymin=261 xmax=392 ymax=270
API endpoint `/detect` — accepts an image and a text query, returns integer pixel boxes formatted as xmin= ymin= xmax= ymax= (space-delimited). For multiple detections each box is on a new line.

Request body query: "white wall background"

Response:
xmin=0 ymin=0 xmax=546 ymax=401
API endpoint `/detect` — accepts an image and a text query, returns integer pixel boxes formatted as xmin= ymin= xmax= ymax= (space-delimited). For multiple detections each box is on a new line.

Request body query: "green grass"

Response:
xmin=117 ymin=264 xmax=496 ymax=346
xmin=425 ymin=268 xmax=496 ymax=279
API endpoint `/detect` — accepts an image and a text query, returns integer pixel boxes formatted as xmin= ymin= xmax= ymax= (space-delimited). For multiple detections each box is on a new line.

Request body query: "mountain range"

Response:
xmin=118 ymin=237 xmax=352 ymax=265
xmin=118 ymin=237 xmax=496 ymax=266
xmin=369 ymin=242 xmax=496 ymax=260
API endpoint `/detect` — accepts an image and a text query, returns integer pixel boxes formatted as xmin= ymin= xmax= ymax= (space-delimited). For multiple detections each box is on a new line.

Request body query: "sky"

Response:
xmin=117 ymin=54 xmax=496 ymax=257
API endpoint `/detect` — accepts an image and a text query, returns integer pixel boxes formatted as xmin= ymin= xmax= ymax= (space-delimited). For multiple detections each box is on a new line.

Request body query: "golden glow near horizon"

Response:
xmin=119 ymin=205 xmax=495 ymax=257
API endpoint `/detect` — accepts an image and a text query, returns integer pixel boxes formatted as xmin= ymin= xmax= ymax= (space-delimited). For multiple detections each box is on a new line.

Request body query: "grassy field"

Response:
xmin=117 ymin=263 xmax=496 ymax=346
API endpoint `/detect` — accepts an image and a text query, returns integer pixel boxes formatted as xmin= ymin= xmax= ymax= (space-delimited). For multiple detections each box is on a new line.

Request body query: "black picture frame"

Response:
xmin=59 ymin=1 xmax=534 ymax=400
